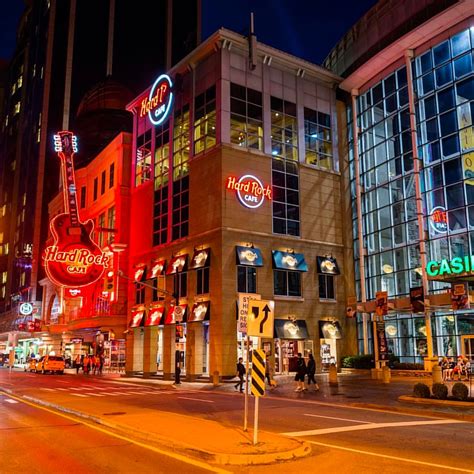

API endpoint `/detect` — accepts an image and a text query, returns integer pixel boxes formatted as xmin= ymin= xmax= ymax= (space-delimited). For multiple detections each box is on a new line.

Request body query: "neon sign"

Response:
xmin=429 ymin=206 xmax=448 ymax=234
xmin=226 ymin=175 xmax=272 ymax=209
xmin=426 ymin=255 xmax=474 ymax=277
xmin=140 ymin=74 xmax=173 ymax=126
xmin=43 ymin=131 xmax=109 ymax=288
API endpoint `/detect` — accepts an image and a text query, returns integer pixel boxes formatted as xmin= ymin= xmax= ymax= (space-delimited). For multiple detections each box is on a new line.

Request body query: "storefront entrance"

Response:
xmin=462 ymin=335 xmax=474 ymax=362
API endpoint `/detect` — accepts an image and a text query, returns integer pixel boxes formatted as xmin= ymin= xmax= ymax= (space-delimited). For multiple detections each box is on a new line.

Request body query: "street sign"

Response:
xmin=237 ymin=293 xmax=260 ymax=334
xmin=247 ymin=299 xmax=274 ymax=338
xmin=251 ymin=349 xmax=265 ymax=397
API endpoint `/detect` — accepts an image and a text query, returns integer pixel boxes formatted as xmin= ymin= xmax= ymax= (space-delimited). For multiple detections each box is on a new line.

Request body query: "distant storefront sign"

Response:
xmin=427 ymin=255 xmax=474 ymax=277
xmin=429 ymin=206 xmax=448 ymax=234
xmin=140 ymin=74 xmax=174 ymax=126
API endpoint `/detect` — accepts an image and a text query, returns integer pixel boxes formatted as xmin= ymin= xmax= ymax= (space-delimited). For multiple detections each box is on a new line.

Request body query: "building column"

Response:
xmin=142 ymin=326 xmax=159 ymax=378
xmin=162 ymin=324 xmax=176 ymax=380
xmin=125 ymin=330 xmax=135 ymax=375
xmin=185 ymin=322 xmax=204 ymax=381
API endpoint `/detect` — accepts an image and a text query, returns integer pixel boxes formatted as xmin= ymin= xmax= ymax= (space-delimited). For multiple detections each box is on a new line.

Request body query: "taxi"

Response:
xmin=25 ymin=357 xmax=39 ymax=372
xmin=35 ymin=355 xmax=65 ymax=374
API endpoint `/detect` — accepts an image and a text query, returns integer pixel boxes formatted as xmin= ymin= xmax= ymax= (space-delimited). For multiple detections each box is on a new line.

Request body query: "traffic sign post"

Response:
xmin=251 ymin=348 xmax=266 ymax=445
xmin=247 ymin=299 xmax=274 ymax=338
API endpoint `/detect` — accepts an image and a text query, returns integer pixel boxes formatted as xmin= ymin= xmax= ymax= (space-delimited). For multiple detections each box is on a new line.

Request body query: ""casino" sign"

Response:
xmin=226 ymin=175 xmax=272 ymax=209
xmin=140 ymin=74 xmax=174 ymax=126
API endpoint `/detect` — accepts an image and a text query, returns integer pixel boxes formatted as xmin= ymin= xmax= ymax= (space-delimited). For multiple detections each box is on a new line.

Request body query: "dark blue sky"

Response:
xmin=1 ymin=0 xmax=377 ymax=65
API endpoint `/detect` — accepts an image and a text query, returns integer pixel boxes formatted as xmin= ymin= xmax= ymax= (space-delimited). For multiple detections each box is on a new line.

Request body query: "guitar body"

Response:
xmin=44 ymin=213 xmax=107 ymax=287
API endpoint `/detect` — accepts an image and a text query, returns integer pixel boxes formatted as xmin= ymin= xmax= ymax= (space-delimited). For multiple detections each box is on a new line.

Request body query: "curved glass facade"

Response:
xmin=349 ymin=27 xmax=474 ymax=362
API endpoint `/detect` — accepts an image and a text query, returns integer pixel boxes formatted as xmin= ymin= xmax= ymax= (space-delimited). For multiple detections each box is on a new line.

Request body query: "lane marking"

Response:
xmin=85 ymin=393 xmax=106 ymax=397
xmin=178 ymin=397 xmax=215 ymax=404
xmin=70 ymin=393 xmax=89 ymax=398
xmin=56 ymin=388 xmax=69 ymax=391
xmin=283 ymin=419 xmax=465 ymax=437
xmin=4 ymin=399 xmax=19 ymax=404
xmin=0 ymin=390 xmax=229 ymax=473
xmin=305 ymin=440 xmax=474 ymax=473
xmin=40 ymin=388 xmax=57 ymax=392
xmin=304 ymin=413 xmax=373 ymax=424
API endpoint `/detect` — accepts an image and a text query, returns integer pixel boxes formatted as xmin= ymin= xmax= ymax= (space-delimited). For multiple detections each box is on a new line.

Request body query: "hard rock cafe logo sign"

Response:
xmin=226 ymin=175 xmax=272 ymax=209
xmin=44 ymin=246 xmax=110 ymax=276
xmin=139 ymin=74 xmax=174 ymax=126
xmin=430 ymin=206 xmax=448 ymax=234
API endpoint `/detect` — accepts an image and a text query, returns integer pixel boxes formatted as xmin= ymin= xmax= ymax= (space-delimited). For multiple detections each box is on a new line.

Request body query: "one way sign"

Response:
xmin=247 ymin=299 xmax=275 ymax=338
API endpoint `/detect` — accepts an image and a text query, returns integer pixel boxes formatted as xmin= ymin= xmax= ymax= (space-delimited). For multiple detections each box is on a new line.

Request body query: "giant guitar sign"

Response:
xmin=43 ymin=131 xmax=110 ymax=287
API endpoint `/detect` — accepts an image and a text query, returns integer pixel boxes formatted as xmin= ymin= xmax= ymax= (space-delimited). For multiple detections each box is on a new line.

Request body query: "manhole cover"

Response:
xmin=102 ymin=412 xmax=126 ymax=416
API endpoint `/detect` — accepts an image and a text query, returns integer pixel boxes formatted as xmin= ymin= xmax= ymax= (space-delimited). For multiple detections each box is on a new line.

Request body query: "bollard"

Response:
xmin=382 ymin=365 xmax=391 ymax=384
xmin=328 ymin=364 xmax=338 ymax=385
xmin=212 ymin=370 xmax=220 ymax=386
xmin=432 ymin=364 xmax=442 ymax=384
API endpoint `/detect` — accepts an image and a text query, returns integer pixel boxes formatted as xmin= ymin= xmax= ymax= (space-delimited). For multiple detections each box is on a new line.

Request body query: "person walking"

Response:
xmin=265 ymin=355 xmax=276 ymax=390
xmin=74 ymin=354 xmax=82 ymax=374
xmin=294 ymin=353 xmax=307 ymax=392
xmin=306 ymin=353 xmax=319 ymax=391
xmin=234 ymin=357 xmax=245 ymax=393
xmin=83 ymin=354 xmax=90 ymax=375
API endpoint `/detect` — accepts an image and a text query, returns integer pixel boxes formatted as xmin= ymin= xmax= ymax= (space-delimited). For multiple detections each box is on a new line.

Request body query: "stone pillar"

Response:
xmin=162 ymin=324 xmax=176 ymax=380
xmin=142 ymin=326 xmax=159 ymax=378
xmin=186 ymin=322 xmax=204 ymax=381
xmin=125 ymin=331 xmax=135 ymax=376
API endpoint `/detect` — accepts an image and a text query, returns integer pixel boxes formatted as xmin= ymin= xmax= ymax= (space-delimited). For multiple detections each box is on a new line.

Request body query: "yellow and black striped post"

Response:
xmin=251 ymin=349 xmax=265 ymax=397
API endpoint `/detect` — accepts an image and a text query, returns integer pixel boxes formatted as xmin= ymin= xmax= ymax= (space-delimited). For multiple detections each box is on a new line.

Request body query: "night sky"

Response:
xmin=1 ymin=0 xmax=377 ymax=65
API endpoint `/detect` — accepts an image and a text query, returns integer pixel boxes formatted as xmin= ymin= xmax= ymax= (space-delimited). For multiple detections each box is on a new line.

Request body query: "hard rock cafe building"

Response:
xmin=124 ymin=28 xmax=357 ymax=380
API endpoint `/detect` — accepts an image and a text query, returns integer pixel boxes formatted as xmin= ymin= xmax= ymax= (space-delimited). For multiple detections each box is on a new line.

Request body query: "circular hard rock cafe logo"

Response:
xmin=19 ymin=302 xmax=33 ymax=316
xmin=430 ymin=206 xmax=448 ymax=234
xmin=140 ymin=74 xmax=174 ymax=126
xmin=226 ymin=175 xmax=272 ymax=209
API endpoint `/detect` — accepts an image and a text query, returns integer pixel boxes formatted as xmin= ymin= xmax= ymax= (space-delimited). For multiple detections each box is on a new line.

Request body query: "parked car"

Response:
xmin=25 ymin=358 xmax=39 ymax=372
xmin=35 ymin=355 xmax=65 ymax=374
xmin=0 ymin=353 xmax=8 ymax=366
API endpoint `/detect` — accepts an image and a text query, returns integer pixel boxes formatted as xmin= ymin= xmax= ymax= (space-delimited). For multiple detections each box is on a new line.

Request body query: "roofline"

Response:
xmin=127 ymin=28 xmax=342 ymax=111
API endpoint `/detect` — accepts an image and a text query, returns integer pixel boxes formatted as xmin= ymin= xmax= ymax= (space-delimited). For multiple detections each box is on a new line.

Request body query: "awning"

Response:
xmin=164 ymin=304 xmax=188 ymax=324
xmin=145 ymin=304 xmax=165 ymax=326
xmin=133 ymin=264 xmax=147 ymax=282
xmin=188 ymin=301 xmax=210 ymax=322
xmin=129 ymin=306 xmax=146 ymax=328
xmin=150 ymin=258 xmax=166 ymax=278
xmin=274 ymin=319 xmax=309 ymax=340
xmin=189 ymin=248 xmax=210 ymax=269
xmin=317 ymin=256 xmax=340 ymax=275
xmin=166 ymin=254 xmax=188 ymax=275
xmin=319 ymin=321 xmax=342 ymax=339
xmin=272 ymin=251 xmax=308 ymax=272
xmin=236 ymin=246 xmax=263 ymax=266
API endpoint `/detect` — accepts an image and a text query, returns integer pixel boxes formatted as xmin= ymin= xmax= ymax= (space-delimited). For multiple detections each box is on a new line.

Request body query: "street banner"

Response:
xmin=410 ymin=286 xmax=424 ymax=313
xmin=375 ymin=291 xmax=388 ymax=317
xmin=237 ymin=293 xmax=260 ymax=334
xmin=376 ymin=321 xmax=389 ymax=361
xmin=251 ymin=349 xmax=266 ymax=397
xmin=451 ymin=283 xmax=469 ymax=310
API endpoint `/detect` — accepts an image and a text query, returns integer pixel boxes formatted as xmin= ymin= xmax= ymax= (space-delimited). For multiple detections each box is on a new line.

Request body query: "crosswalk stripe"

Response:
xmin=4 ymin=399 xmax=19 ymax=404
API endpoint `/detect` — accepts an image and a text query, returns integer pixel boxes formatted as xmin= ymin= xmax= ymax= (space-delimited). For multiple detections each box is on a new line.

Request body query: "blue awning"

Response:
xmin=236 ymin=246 xmax=263 ymax=266
xmin=272 ymin=251 xmax=308 ymax=272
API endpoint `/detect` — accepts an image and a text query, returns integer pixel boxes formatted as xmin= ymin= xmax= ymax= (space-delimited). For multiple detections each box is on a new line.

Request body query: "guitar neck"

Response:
xmin=62 ymin=152 xmax=80 ymax=226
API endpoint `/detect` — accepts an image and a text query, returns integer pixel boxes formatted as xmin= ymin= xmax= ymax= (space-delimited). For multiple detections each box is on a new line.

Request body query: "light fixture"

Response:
xmin=382 ymin=264 xmax=394 ymax=274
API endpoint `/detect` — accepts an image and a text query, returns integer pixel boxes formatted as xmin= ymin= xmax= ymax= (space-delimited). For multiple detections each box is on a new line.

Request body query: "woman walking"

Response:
xmin=294 ymin=353 xmax=307 ymax=392
xmin=307 ymin=353 xmax=319 ymax=391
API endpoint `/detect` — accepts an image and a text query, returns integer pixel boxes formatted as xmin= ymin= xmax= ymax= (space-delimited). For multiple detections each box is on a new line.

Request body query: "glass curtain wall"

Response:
xmin=349 ymin=27 xmax=474 ymax=362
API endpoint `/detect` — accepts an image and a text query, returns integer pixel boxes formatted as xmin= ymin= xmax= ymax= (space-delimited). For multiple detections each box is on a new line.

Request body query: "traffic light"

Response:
xmin=103 ymin=270 xmax=115 ymax=296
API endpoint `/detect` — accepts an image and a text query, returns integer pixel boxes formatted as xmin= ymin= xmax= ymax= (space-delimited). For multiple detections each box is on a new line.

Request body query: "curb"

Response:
xmin=0 ymin=386 xmax=311 ymax=466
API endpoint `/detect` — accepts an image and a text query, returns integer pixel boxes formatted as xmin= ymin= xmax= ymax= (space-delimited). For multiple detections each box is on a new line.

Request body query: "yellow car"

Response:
xmin=25 ymin=358 xmax=39 ymax=372
xmin=36 ymin=355 xmax=65 ymax=375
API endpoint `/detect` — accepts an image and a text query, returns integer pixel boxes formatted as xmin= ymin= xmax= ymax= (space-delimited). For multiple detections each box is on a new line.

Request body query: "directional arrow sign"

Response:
xmin=247 ymin=299 xmax=274 ymax=338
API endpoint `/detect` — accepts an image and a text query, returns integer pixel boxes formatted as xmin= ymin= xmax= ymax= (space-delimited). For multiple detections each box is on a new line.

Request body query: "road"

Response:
xmin=1 ymin=369 xmax=473 ymax=473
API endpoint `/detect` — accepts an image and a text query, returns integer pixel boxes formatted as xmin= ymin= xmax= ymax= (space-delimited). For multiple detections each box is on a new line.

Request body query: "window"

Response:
xmin=237 ymin=266 xmax=256 ymax=293
xmin=319 ymin=274 xmax=335 ymax=300
xmin=97 ymin=213 xmax=105 ymax=247
xmin=273 ymin=270 xmax=301 ymax=297
xmin=107 ymin=206 xmax=115 ymax=244
xmin=197 ymin=267 xmax=210 ymax=294
xmin=135 ymin=129 xmax=152 ymax=186
xmin=304 ymin=108 xmax=333 ymax=169
xmin=194 ymin=85 xmax=216 ymax=155
xmin=271 ymin=97 xmax=297 ymax=160
xmin=93 ymin=177 xmax=98 ymax=201
xmin=101 ymin=171 xmax=106 ymax=195
xmin=109 ymin=163 xmax=114 ymax=188
xmin=172 ymin=176 xmax=189 ymax=241
xmin=13 ymin=101 xmax=20 ymax=115
xmin=173 ymin=105 xmax=190 ymax=180
xmin=173 ymin=272 xmax=187 ymax=298
xmin=135 ymin=283 xmax=145 ymax=304
xmin=230 ymin=83 xmax=263 ymax=150
xmin=80 ymin=186 xmax=86 ymax=208
xmin=152 ymin=275 xmax=166 ymax=301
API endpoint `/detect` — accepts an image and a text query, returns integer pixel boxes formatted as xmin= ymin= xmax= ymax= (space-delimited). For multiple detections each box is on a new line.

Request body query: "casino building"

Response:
xmin=325 ymin=0 xmax=474 ymax=365
xmin=124 ymin=28 xmax=357 ymax=380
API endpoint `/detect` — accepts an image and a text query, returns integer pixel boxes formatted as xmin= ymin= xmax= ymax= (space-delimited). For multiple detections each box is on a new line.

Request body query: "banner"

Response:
xmin=376 ymin=321 xmax=389 ymax=361
xmin=410 ymin=286 xmax=424 ymax=313
xmin=451 ymin=283 xmax=469 ymax=310
xmin=375 ymin=291 xmax=388 ymax=318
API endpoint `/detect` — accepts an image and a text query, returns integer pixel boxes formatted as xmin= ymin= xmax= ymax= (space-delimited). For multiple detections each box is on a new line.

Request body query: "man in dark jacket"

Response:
xmin=295 ymin=353 xmax=307 ymax=392
xmin=307 ymin=353 xmax=320 ymax=391
xmin=235 ymin=357 xmax=245 ymax=393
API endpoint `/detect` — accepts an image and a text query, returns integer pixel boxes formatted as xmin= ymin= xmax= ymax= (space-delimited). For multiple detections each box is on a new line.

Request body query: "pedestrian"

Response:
xmin=265 ymin=355 xmax=276 ymax=390
xmin=306 ymin=353 xmax=319 ymax=391
xmin=294 ymin=353 xmax=306 ymax=392
xmin=83 ymin=354 xmax=90 ymax=375
xmin=74 ymin=354 xmax=82 ymax=374
xmin=234 ymin=357 xmax=245 ymax=393
xmin=97 ymin=355 xmax=103 ymax=375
